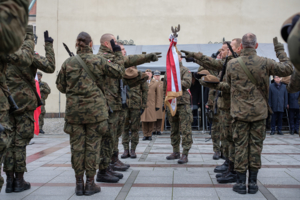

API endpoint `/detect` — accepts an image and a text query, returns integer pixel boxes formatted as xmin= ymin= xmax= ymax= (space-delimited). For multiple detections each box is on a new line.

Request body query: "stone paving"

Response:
xmin=0 ymin=128 xmax=300 ymax=200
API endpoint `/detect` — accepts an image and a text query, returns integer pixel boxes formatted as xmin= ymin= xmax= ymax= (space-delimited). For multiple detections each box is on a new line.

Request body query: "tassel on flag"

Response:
xmin=34 ymin=73 xmax=41 ymax=135
xmin=165 ymin=34 xmax=182 ymax=116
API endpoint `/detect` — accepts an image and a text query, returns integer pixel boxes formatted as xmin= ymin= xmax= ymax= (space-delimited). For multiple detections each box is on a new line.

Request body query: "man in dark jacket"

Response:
xmin=268 ymin=76 xmax=288 ymax=135
xmin=190 ymin=74 xmax=202 ymax=128
xmin=288 ymin=91 xmax=300 ymax=135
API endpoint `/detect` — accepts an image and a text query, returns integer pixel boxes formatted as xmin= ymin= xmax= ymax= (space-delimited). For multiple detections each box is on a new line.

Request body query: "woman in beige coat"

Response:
xmin=153 ymin=70 xmax=164 ymax=135
xmin=141 ymin=69 xmax=161 ymax=140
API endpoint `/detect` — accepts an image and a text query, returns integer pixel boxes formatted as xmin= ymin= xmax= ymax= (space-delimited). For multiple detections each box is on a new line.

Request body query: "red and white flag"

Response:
xmin=34 ymin=73 xmax=41 ymax=135
xmin=165 ymin=34 xmax=182 ymax=116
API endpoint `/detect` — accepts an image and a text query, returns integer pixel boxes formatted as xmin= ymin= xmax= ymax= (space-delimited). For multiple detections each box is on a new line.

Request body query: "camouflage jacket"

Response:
xmin=0 ymin=0 xmax=30 ymax=54
xmin=163 ymin=62 xmax=192 ymax=105
xmin=39 ymin=81 xmax=51 ymax=104
xmin=6 ymin=42 xmax=55 ymax=114
xmin=198 ymin=66 xmax=219 ymax=108
xmin=56 ymin=45 xmax=125 ymax=124
xmin=97 ymin=45 xmax=155 ymax=111
xmin=195 ymin=56 xmax=235 ymax=110
xmin=127 ymin=80 xmax=148 ymax=109
xmin=219 ymin=48 xmax=293 ymax=122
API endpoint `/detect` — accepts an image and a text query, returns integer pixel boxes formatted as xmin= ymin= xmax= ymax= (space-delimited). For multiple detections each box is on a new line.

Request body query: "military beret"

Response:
xmin=37 ymin=71 xmax=43 ymax=76
xmin=154 ymin=70 xmax=161 ymax=76
xmin=281 ymin=12 xmax=300 ymax=42
xmin=124 ymin=68 xmax=139 ymax=79
xmin=145 ymin=69 xmax=152 ymax=72
xmin=202 ymin=75 xmax=219 ymax=84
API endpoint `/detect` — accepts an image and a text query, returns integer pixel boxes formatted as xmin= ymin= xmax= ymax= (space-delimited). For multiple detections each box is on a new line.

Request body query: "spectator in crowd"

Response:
xmin=269 ymin=76 xmax=288 ymax=135
xmin=288 ymin=91 xmax=300 ymax=135
xmin=190 ymin=73 xmax=202 ymax=129
xmin=153 ymin=71 xmax=163 ymax=135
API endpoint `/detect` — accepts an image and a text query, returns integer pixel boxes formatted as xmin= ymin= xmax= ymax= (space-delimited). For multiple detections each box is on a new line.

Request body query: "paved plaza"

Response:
xmin=0 ymin=120 xmax=300 ymax=200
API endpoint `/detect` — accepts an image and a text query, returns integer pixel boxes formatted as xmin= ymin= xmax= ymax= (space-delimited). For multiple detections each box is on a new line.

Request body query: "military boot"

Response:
xmin=248 ymin=170 xmax=259 ymax=194
xmin=96 ymin=168 xmax=119 ymax=183
xmin=217 ymin=161 xmax=237 ymax=183
xmin=75 ymin=175 xmax=84 ymax=196
xmin=166 ymin=152 xmax=180 ymax=160
xmin=108 ymin=165 xmax=123 ymax=179
xmin=178 ymin=155 xmax=188 ymax=164
xmin=121 ymin=149 xmax=130 ymax=159
xmin=232 ymin=172 xmax=247 ymax=194
xmin=13 ymin=172 xmax=30 ymax=192
xmin=216 ymin=172 xmax=226 ymax=178
xmin=111 ymin=152 xmax=129 ymax=171
xmin=214 ymin=159 xmax=229 ymax=173
xmin=130 ymin=149 xmax=137 ymax=158
xmin=85 ymin=176 xmax=100 ymax=196
xmin=213 ymin=152 xmax=221 ymax=160
xmin=5 ymin=171 xmax=14 ymax=193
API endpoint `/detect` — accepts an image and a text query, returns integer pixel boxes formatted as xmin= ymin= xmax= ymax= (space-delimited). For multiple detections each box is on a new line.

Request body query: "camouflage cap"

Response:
xmin=37 ymin=71 xmax=43 ymax=76
xmin=154 ymin=70 xmax=161 ymax=76
xmin=145 ymin=69 xmax=152 ymax=72
xmin=124 ymin=68 xmax=139 ymax=79
xmin=202 ymin=75 xmax=219 ymax=83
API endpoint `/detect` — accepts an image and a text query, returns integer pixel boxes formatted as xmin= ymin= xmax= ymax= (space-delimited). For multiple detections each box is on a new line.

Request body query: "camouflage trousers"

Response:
xmin=38 ymin=105 xmax=46 ymax=130
xmin=4 ymin=111 xmax=34 ymax=173
xmin=211 ymin=109 xmax=221 ymax=152
xmin=109 ymin=110 xmax=125 ymax=155
xmin=167 ymin=104 xmax=193 ymax=155
xmin=220 ymin=109 xmax=235 ymax=163
xmin=122 ymin=107 xmax=140 ymax=150
xmin=0 ymin=111 xmax=12 ymax=192
xmin=232 ymin=119 xmax=266 ymax=173
xmin=64 ymin=120 xmax=109 ymax=176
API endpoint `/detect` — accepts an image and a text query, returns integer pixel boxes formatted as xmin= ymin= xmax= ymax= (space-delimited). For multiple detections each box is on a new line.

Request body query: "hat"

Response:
xmin=198 ymin=70 xmax=211 ymax=76
xmin=202 ymin=75 xmax=219 ymax=84
xmin=37 ymin=71 xmax=43 ymax=76
xmin=281 ymin=76 xmax=291 ymax=85
xmin=124 ymin=68 xmax=139 ymax=79
xmin=145 ymin=69 xmax=152 ymax=72
xmin=281 ymin=12 xmax=300 ymax=42
xmin=154 ymin=70 xmax=161 ymax=76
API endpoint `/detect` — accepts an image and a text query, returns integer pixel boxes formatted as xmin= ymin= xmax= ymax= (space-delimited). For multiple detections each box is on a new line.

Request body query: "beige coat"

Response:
xmin=141 ymin=79 xmax=161 ymax=122
xmin=155 ymin=80 xmax=164 ymax=119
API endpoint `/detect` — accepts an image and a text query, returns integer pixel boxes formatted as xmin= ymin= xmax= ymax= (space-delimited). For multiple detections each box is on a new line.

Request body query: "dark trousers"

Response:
xmin=271 ymin=112 xmax=284 ymax=131
xmin=288 ymin=109 xmax=300 ymax=131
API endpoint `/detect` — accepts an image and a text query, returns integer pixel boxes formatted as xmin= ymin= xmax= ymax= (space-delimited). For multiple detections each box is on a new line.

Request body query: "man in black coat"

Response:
xmin=288 ymin=91 xmax=300 ymax=135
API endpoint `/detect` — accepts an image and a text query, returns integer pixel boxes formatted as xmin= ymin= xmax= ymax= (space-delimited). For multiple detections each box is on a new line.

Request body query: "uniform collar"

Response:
xmin=99 ymin=45 xmax=113 ymax=54
xmin=76 ymin=46 xmax=93 ymax=54
xmin=240 ymin=48 xmax=257 ymax=56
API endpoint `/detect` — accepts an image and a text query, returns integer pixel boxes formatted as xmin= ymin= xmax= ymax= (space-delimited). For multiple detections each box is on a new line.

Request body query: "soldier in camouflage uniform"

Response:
xmin=215 ymin=33 xmax=293 ymax=194
xmin=3 ymin=27 xmax=55 ymax=193
xmin=0 ymin=25 xmax=34 ymax=193
xmin=96 ymin=34 xmax=160 ymax=182
xmin=198 ymin=66 xmax=221 ymax=160
xmin=56 ymin=32 xmax=125 ymax=196
xmin=37 ymin=71 xmax=51 ymax=134
xmin=0 ymin=0 xmax=30 ymax=54
xmin=183 ymin=39 xmax=242 ymax=184
xmin=163 ymin=53 xmax=193 ymax=164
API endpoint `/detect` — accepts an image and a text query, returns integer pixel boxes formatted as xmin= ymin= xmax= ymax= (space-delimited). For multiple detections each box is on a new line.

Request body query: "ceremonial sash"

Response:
xmin=165 ymin=35 xmax=182 ymax=116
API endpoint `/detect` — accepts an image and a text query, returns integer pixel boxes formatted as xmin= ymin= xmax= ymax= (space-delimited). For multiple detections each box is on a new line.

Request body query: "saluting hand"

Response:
xmin=44 ymin=31 xmax=54 ymax=43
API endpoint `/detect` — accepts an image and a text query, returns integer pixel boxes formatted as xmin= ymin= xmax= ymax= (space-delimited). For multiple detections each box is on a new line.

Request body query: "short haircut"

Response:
xmin=100 ymin=33 xmax=114 ymax=44
xmin=232 ymin=38 xmax=242 ymax=47
xmin=116 ymin=41 xmax=124 ymax=46
xmin=242 ymin=33 xmax=257 ymax=48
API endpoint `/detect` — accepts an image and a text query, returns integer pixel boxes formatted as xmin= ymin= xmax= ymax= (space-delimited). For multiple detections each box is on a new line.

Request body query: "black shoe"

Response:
xmin=108 ymin=165 xmax=123 ymax=179
xmin=13 ymin=172 xmax=31 ymax=193
xmin=156 ymin=131 xmax=162 ymax=135
xmin=152 ymin=131 xmax=156 ymax=135
xmin=166 ymin=152 xmax=180 ymax=160
xmin=75 ymin=175 xmax=84 ymax=196
xmin=39 ymin=129 xmax=45 ymax=134
xmin=270 ymin=131 xmax=275 ymax=135
xmin=216 ymin=172 xmax=226 ymax=178
xmin=148 ymin=136 xmax=152 ymax=141
xmin=214 ymin=159 xmax=229 ymax=173
xmin=96 ymin=169 xmax=119 ymax=183
xmin=294 ymin=130 xmax=298 ymax=134
xmin=232 ymin=172 xmax=247 ymax=194
xmin=142 ymin=136 xmax=148 ymax=141
xmin=290 ymin=130 xmax=294 ymax=135
xmin=217 ymin=161 xmax=237 ymax=183
xmin=213 ymin=152 xmax=221 ymax=160
xmin=248 ymin=170 xmax=259 ymax=194
xmin=5 ymin=171 xmax=14 ymax=193
xmin=277 ymin=131 xmax=284 ymax=135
